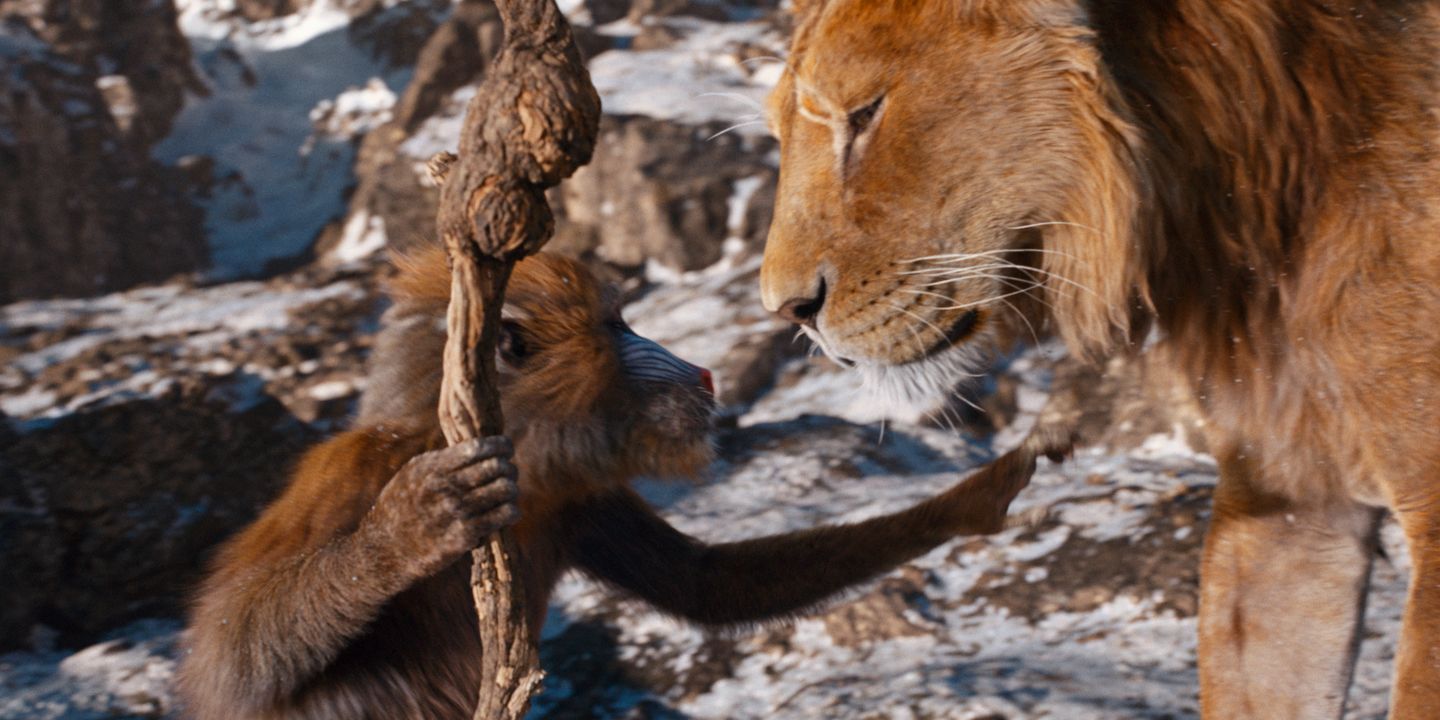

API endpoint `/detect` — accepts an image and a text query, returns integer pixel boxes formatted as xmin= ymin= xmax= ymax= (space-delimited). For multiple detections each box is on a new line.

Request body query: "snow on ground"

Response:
xmin=154 ymin=0 xmax=412 ymax=278
xmin=0 ymin=621 xmax=180 ymax=720
xmin=0 ymin=375 xmax=1410 ymax=719
xmin=536 ymin=417 xmax=1408 ymax=720
xmin=586 ymin=17 xmax=783 ymax=128
xmin=0 ymin=276 xmax=365 ymax=423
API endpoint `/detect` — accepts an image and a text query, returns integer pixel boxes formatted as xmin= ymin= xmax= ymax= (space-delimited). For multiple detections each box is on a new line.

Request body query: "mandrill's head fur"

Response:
xmin=361 ymin=248 xmax=716 ymax=497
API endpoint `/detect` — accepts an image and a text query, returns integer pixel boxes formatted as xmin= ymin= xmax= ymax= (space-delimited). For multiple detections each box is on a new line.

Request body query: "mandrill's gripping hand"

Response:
xmin=368 ymin=436 xmax=520 ymax=578
xmin=940 ymin=432 xmax=1074 ymax=535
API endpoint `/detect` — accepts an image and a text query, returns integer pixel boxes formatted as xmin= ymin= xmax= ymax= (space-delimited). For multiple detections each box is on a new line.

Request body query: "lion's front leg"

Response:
xmin=1198 ymin=450 xmax=1381 ymax=720
xmin=1391 ymin=502 xmax=1440 ymax=719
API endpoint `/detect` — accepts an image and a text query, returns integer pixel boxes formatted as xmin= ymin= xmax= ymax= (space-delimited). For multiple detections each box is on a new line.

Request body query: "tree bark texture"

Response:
xmin=431 ymin=0 xmax=600 ymax=717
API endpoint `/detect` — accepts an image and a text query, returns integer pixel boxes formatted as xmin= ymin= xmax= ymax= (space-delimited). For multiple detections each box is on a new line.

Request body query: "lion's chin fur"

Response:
xmin=856 ymin=331 xmax=995 ymax=411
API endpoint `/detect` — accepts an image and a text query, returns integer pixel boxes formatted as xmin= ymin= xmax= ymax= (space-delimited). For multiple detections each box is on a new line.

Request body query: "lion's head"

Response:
xmin=761 ymin=0 xmax=1147 ymax=403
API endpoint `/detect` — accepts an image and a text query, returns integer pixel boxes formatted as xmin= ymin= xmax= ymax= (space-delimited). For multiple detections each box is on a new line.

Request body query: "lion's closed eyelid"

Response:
xmin=797 ymin=93 xmax=830 ymax=122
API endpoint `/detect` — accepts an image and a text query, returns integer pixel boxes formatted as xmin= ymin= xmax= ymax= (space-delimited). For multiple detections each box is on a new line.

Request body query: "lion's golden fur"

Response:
xmin=762 ymin=1 xmax=1440 ymax=716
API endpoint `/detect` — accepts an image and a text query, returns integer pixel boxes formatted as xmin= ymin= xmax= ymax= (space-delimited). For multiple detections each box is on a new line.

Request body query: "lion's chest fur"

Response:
xmin=1165 ymin=223 xmax=1440 ymax=507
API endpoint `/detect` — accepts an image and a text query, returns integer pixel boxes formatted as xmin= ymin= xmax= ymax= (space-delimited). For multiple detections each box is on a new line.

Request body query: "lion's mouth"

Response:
xmin=913 ymin=309 xmax=981 ymax=363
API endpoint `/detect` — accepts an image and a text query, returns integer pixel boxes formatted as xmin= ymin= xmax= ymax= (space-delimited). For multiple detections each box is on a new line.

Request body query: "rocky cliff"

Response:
xmin=0 ymin=1 xmax=207 ymax=303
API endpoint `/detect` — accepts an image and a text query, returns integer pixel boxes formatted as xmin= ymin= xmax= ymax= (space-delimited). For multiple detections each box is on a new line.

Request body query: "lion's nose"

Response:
xmin=774 ymin=278 xmax=827 ymax=329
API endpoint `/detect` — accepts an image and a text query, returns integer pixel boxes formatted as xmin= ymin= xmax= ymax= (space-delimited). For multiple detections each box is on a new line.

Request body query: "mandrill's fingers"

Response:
xmin=459 ymin=463 xmax=519 ymax=511
xmin=947 ymin=426 xmax=1075 ymax=535
xmin=436 ymin=457 xmax=519 ymax=496
xmin=366 ymin=434 xmax=521 ymax=577
xmin=1021 ymin=422 xmax=1077 ymax=465
xmin=433 ymin=435 xmax=514 ymax=472
xmin=939 ymin=446 xmax=1037 ymax=535
xmin=470 ymin=503 xmax=521 ymax=536
xmin=400 ymin=436 xmax=503 ymax=481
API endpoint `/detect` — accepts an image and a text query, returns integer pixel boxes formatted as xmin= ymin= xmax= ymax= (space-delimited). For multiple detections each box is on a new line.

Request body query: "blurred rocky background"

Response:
xmin=0 ymin=1 xmax=1406 ymax=718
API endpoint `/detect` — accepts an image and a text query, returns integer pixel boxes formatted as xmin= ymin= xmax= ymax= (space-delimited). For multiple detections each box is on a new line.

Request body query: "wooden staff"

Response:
xmin=430 ymin=0 xmax=600 ymax=717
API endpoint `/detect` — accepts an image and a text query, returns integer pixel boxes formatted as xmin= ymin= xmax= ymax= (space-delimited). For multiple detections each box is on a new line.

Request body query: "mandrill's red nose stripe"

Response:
xmin=698 ymin=368 xmax=714 ymax=396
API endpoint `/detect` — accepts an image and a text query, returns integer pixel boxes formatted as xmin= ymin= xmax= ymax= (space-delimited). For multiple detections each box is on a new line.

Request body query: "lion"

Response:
xmin=758 ymin=0 xmax=1440 ymax=717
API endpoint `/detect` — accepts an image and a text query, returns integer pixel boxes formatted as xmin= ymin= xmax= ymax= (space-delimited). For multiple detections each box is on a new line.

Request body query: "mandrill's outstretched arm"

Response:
xmin=565 ymin=442 xmax=1051 ymax=626
xmin=179 ymin=431 xmax=518 ymax=714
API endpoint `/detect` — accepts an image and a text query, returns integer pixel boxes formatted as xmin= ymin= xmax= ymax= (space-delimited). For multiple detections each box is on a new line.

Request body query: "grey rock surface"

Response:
xmin=0 ymin=5 xmax=206 ymax=304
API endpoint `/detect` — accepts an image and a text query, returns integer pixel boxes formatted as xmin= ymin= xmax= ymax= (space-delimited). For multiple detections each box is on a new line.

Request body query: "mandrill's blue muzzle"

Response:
xmin=615 ymin=330 xmax=714 ymax=396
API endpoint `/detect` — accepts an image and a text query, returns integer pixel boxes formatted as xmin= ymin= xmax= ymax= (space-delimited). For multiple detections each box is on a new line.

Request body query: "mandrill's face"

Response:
xmin=496 ymin=254 xmax=716 ymax=486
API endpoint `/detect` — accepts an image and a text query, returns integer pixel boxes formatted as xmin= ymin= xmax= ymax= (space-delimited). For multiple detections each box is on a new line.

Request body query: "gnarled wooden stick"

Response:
xmin=431 ymin=0 xmax=600 ymax=717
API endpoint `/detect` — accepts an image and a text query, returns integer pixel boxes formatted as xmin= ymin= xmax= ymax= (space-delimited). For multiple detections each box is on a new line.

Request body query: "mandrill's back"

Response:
xmin=177 ymin=423 xmax=484 ymax=719
xmin=178 ymin=248 xmax=547 ymax=720
xmin=355 ymin=245 xmax=453 ymax=430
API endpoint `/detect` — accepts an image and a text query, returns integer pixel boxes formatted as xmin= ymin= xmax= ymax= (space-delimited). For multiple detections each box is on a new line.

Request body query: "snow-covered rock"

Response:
xmin=0 ymin=264 xmax=382 ymax=646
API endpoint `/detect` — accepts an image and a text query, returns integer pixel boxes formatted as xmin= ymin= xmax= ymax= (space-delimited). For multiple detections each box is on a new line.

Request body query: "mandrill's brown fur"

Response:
xmin=760 ymin=1 xmax=1440 ymax=717
xmin=177 ymin=249 xmax=1053 ymax=719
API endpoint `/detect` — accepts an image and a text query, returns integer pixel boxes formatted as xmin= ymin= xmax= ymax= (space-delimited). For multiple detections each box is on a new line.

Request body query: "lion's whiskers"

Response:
xmin=912 ymin=275 xmax=1043 ymax=294
xmin=1005 ymin=220 xmax=1103 ymax=234
xmin=899 ymin=276 xmax=1045 ymax=308
xmin=707 ymin=118 xmax=766 ymax=141
xmin=887 ymin=301 xmax=950 ymax=347
xmin=901 ymin=282 xmax=1046 ymax=312
xmin=904 ymin=260 xmax=1099 ymax=299
xmin=895 ymin=247 xmax=1081 ymax=265
xmin=896 ymin=262 xmax=1014 ymax=277
xmin=799 ymin=324 xmax=854 ymax=368
xmin=887 ymin=302 xmax=944 ymax=380
xmin=691 ymin=90 xmax=773 ymax=142
xmin=739 ymin=56 xmax=787 ymax=68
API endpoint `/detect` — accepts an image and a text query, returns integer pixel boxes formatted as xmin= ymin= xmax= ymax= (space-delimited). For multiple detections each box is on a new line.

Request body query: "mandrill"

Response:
xmin=177 ymin=248 xmax=1057 ymax=719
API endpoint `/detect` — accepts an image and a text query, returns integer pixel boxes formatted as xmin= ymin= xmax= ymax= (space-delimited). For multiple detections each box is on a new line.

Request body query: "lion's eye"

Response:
xmin=848 ymin=95 xmax=884 ymax=137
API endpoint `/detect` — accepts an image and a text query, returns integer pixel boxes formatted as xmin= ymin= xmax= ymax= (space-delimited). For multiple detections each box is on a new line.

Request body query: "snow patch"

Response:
xmin=725 ymin=174 xmax=765 ymax=237
xmin=581 ymin=19 xmax=782 ymax=127
xmin=157 ymin=1 xmax=410 ymax=277
xmin=0 ymin=387 xmax=58 ymax=417
xmin=310 ymin=77 xmax=397 ymax=140
xmin=176 ymin=0 xmax=356 ymax=51
xmin=0 ymin=620 xmax=180 ymax=720
xmin=332 ymin=209 xmax=389 ymax=263
xmin=396 ymin=84 xmax=472 ymax=160
xmin=0 ymin=279 xmax=364 ymax=419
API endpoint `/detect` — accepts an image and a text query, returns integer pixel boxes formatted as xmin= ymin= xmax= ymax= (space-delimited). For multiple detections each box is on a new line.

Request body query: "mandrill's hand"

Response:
xmin=942 ymin=431 xmax=1074 ymax=535
xmin=367 ymin=436 xmax=520 ymax=578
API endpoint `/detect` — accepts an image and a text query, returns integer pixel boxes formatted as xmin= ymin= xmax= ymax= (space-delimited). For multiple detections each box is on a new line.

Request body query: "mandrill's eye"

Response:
xmin=848 ymin=95 xmax=884 ymax=138
xmin=498 ymin=320 xmax=529 ymax=367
